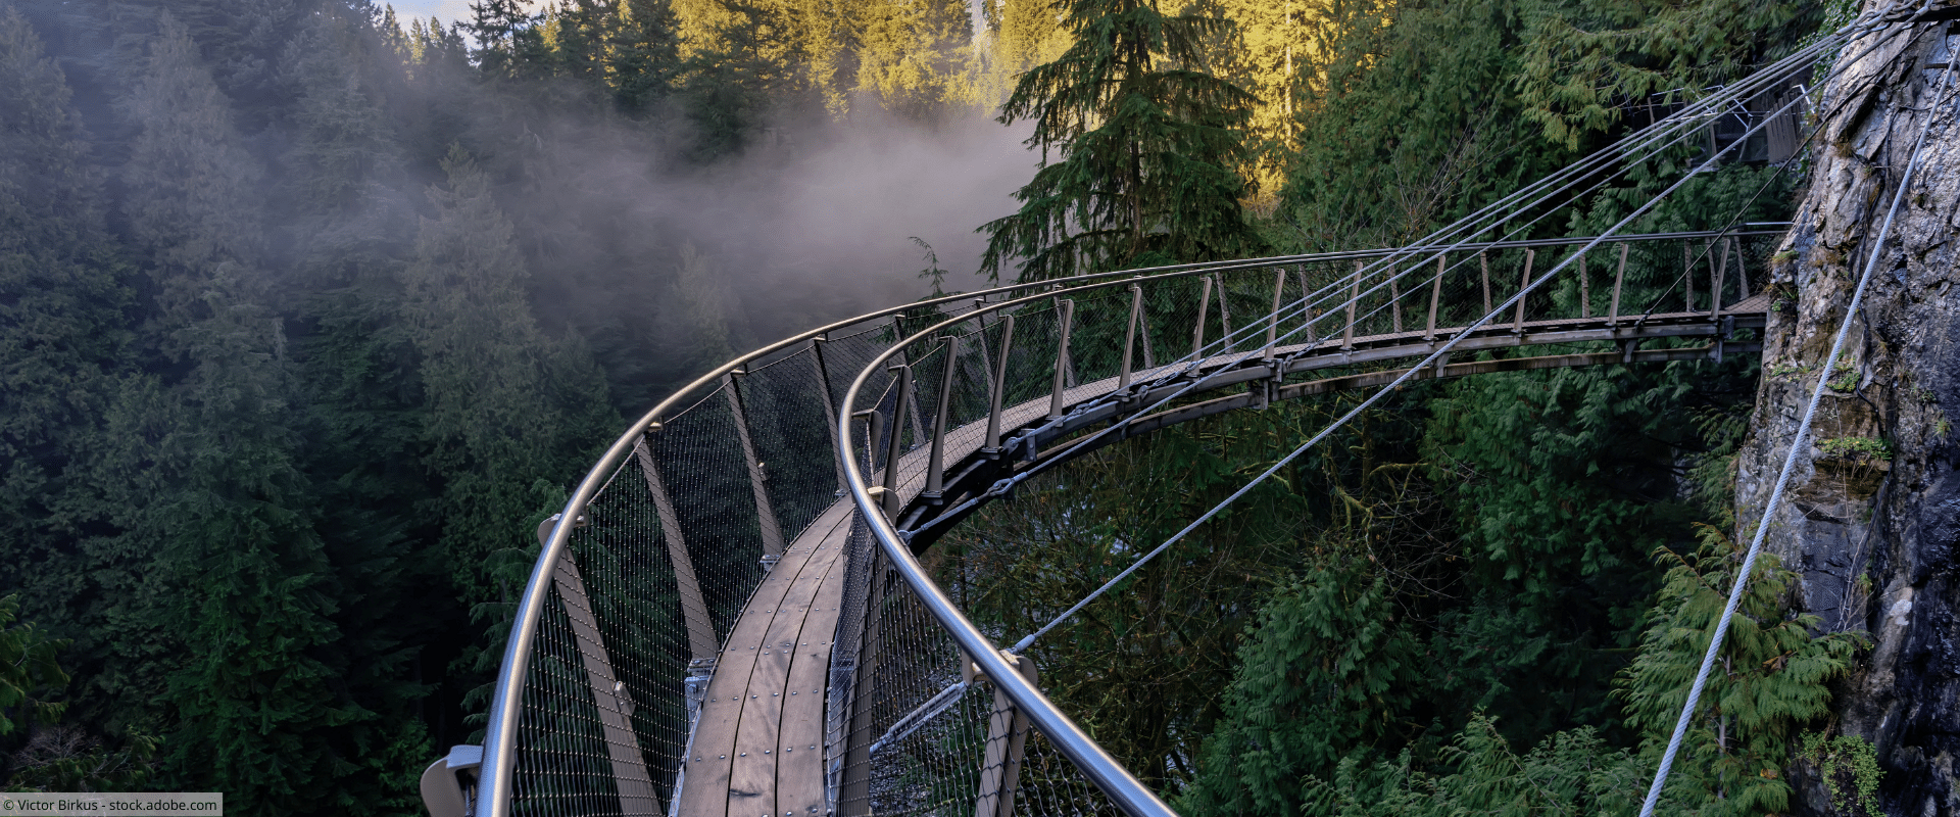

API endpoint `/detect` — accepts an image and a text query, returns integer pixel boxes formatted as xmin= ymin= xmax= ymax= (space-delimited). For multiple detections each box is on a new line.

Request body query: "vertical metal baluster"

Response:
xmin=1121 ymin=285 xmax=1143 ymax=389
xmin=632 ymin=435 xmax=719 ymax=665
xmin=970 ymin=297 xmax=995 ymax=402
xmin=1684 ymin=242 xmax=1695 ymax=312
xmin=882 ymin=364 xmax=912 ymax=515
xmin=1298 ymin=267 xmax=1319 ymax=346
xmin=726 ymin=372 xmax=786 ymax=559
xmin=1579 ymin=251 xmax=1592 ymax=318
xmin=1389 ymin=270 xmax=1403 ymax=334
xmin=1191 ymin=276 xmax=1212 ymax=357
xmin=1610 ymin=243 xmax=1628 ymax=325
xmin=1712 ymin=239 xmax=1728 ymax=320
xmin=1513 ymin=249 xmax=1533 ymax=335
xmin=1215 ymin=274 xmax=1232 ymax=352
xmin=1733 ymin=238 xmax=1750 ymax=299
xmin=1264 ymin=269 xmax=1283 ymax=361
xmin=810 ymin=337 xmax=848 ymax=493
xmin=1480 ymin=251 xmax=1492 ymax=314
xmin=1048 ymin=299 xmax=1074 ymax=421
xmin=984 ymin=314 xmax=1015 ymax=454
xmin=924 ymin=336 xmax=961 ymax=502
xmin=1426 ymin=255 xmax=1443 ymax=341
xmin=1343 ymin=261 xmax=1359 ymax=350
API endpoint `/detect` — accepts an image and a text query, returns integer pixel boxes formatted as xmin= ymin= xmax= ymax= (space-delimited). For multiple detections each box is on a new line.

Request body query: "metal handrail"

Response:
xmin=476 ymin=224 xmax=1781 ymax=816
xmin=833 ymin=224 xmax=1785 ymax=817
xmin=475 ymin=234 xmax=1687 ymax=816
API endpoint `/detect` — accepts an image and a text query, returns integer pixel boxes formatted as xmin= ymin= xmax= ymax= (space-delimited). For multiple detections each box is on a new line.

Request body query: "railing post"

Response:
xmin=1579 ymin=251 xmax=1591 ymax=318
xmin=984 ymin=314 xmax=1015 ymax=454
xmin=1732 ymin=238 xmax=1750 ymax=299
xmin=1264 ymin=269 xmax=1283 ymax=361
xmin=1426 ymin=255 xmax=1443 ymax=342
xmin=810 ymin=337 xmax=848 ymax=493
xmin=1711 ymin=238 xmax=1727 ymax=320
xmin=1684 ymin=242 xmax=1696 ymax=312
xmin=1214 ymin=274 xmax=1232 ymax=351
xmin=536 ymin=516 xmax=662 ymax=817
xmin=633 ymin=436 xmax=720 ymax=664
xmin=1048 ymin=299 xmax=1075 ymax=421
xmin=1343 ymin=261 xmax=1359 ymax=350
xmin=924 ymin=335 xmax=962 ymax=502
xmin=1298 ymin=267 xmax=1319 ymax=346
xmin=1513 ymin=248 xmax=1533 ymax=334
xmin=882 ymin=365 xmax=912 ymax=516
xmin=1609 ymin=243 xmax=1628 ymax=325
xmin=726 ymin=372 xmax=785 ymax=560
xmin=1138 ymin=285 xmax=1156 ymax=369
xmin=1480 ymin=251 xmax=1492 ymax=314
xmin=1121 ymin=285 xmax=1143 ymax=389
xmin=1191 ymin=276 xmax=1212 ymax=357
xmin=972 ymin=653 xmax=1041 ymax=817
xmin=1389 ymin=270 xmax=1403 ymax=334
xmin=839 ymin=558 xmax=890 ymax=817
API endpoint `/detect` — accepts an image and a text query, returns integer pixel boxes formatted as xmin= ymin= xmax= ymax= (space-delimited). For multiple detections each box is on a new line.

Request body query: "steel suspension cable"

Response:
xmin=977 ymin=48 xmax=1832 ymax=507
xmin=1636 ymin=44 xmax=1957 ymax=817
xmin=1009 ymin=52 xmax=1840 ymax=655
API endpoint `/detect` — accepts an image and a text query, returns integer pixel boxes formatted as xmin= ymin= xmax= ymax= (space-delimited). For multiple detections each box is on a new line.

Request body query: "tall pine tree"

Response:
xmin=979 ymin=0 xmax=1262 ymax=281
xmin=113 ymin=15 xmax=372 ymax=809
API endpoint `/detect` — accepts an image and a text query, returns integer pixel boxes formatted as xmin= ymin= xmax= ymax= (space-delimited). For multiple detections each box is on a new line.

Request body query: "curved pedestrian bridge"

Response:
xmin=438 ymin=224 xmax=1782 ymax=817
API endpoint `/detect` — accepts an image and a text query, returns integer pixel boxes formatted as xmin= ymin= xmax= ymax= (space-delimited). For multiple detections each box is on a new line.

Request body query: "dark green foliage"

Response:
xmin=1282 ymin=0 xmax=1558 ymax=248
xmin=1178 ymin=558 xmax=1422 ymax=816
xmin=402 ymin=145 xmax=620 ymax=601
xmin=1617 ymin=527 xmax=1865 ymax=815
xmin=612 ymin=0 xmax=684 ymax=115
xmin=1515 ymin=0 xmax=1821 ymax=149
xmin=0 ymin=595 xmax=68 ymax=737
xmin=979 ymin=0 xmax=1264 ymax=281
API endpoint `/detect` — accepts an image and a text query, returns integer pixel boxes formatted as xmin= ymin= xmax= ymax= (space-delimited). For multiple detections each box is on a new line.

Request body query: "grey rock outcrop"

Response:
xmin=1734 ymin=14 xmax=1960 ymax=817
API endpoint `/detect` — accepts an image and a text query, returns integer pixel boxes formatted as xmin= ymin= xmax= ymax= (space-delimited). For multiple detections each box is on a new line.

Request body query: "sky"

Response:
xmin=385 ymin=0 xmax=475 ymax=26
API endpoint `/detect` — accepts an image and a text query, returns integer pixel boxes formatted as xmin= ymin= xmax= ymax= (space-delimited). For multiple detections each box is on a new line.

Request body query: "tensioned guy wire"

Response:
xmin=979 ymin=29 xmax=1870 ymax=504
xmin=1008 ymin=69 xmax=1830 ymax=655
xmin=1636 ymin=38 xmax=1957 ymax=817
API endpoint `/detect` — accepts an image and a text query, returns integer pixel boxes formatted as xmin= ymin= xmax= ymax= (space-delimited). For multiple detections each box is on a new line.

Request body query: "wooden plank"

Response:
xmin=774 ymin=538 xmax=852 ymax=817
xmin=677 ymin=502 xmax=854 ymax=817
xmin=726 ymin=539 xmax=847 ymax=817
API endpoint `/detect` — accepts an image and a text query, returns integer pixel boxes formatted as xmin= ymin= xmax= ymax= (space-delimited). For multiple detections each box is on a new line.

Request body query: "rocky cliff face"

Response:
xmin=1734 ymin=14 xmax=1960 ymax=817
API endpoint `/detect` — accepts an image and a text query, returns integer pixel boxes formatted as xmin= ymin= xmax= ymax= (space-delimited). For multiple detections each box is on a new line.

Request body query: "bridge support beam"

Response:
xmin=536 ymin=513 xmax=663 ymax=817
xmin=1121 ymin=285 xmax=1142 ymax=389
xmin=984 ymin=314 xmax=1015 ymax=454
xmin=1192 ymin=276 xmax=1212 ymax=357
xmin=925 ymin=335 xmax=961 ymax=502
xmin=1609 ymin=243 xmax=1629 ymax=325
xmin=727 ymin=373 xmax=786 ymax=560
xmin=1049 ymin=299 xmax=1074 ymax=420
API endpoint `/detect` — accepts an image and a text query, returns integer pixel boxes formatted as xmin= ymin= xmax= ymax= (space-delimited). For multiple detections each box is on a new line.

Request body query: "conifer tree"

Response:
xmin=978 ymin=0 xmax=1262 ymax=281
xmin=610 ymin=0 xmax=684 ymax=114
xmin=852 ymin=0 xmax=975 ymax=118
xmin=114 ymin=15 xmax=371 ymax=809
xmin=401 ymin=145 xmax=617 ymax=606
xmin=0 ymin=4 xmax=131 ymax=659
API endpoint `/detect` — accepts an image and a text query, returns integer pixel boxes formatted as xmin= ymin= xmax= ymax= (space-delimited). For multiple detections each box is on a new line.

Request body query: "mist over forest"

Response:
xmin=0 ymin=0 xmax=1868 ymax=813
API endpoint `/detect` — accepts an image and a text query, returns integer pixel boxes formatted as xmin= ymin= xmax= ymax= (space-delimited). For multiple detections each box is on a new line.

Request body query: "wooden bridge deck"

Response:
xmin=673 ymin=302 xmax=1768 ymax=817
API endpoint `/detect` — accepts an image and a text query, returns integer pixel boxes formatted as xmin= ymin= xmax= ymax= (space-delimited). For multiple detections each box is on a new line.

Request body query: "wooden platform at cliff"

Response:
xmin=671 ymin=298 xmax=1771 ymax=817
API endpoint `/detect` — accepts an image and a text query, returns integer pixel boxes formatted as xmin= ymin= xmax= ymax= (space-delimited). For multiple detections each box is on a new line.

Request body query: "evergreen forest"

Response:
xmin=0 ymin=0 xmax=1876 ymax=814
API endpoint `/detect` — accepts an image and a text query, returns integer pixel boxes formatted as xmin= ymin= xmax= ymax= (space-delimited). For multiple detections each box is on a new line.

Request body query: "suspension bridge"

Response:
xmin=419 ymin=6 xmax=1959 ymax=817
